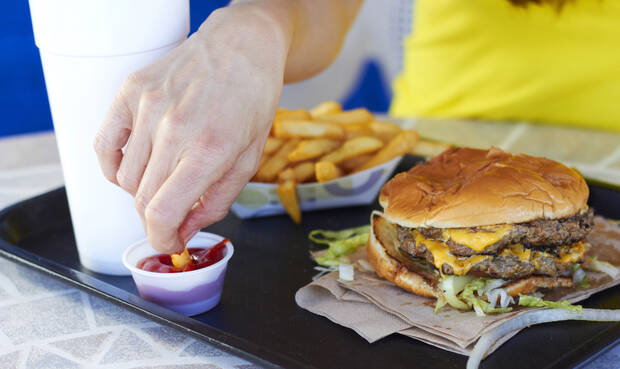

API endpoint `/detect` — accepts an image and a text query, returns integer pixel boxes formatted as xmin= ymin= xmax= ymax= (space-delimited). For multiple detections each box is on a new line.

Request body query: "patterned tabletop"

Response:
xmin=0 ymin=130 xmax=618 ymax=369
xmin=0 ymin=255 xmax=255 ymax=369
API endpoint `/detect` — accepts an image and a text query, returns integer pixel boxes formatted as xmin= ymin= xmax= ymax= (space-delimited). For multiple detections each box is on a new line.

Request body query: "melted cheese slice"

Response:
xmin=414 ymin=231 xmax=584 ymax=276
xmin=441 ymin=225 xmax=513 ymax=252
xmin=414 ymin=231 xmax=487 ymax=275
xmin=500 ymin=244 xmax=531 ymax=262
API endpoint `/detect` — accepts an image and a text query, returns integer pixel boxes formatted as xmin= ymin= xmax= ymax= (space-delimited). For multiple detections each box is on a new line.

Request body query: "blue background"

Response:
xmin=0 ymin=1 xmax=389 ymax=138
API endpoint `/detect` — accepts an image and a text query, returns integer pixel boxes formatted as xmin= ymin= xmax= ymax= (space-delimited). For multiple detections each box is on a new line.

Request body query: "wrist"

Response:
xmin=196 ymin=2 xmax=296 ymax=66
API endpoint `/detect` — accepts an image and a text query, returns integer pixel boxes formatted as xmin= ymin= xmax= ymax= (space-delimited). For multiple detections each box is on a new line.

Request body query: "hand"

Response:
xmin=94 ymin=7 xmax=290 ymax=253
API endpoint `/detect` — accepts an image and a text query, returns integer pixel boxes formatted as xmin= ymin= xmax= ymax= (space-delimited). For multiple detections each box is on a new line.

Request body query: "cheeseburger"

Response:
xmin=368 ymin=147 xmax=593 ymax=313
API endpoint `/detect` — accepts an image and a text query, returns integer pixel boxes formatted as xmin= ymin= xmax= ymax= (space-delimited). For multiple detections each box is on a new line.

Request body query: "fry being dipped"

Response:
xmin=170 ymin=248 xmax=191 ymax=270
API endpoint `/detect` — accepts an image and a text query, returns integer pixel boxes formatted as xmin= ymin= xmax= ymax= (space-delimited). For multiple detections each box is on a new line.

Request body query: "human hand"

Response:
xmin=94 ymin=7 xmax=290 ymax=253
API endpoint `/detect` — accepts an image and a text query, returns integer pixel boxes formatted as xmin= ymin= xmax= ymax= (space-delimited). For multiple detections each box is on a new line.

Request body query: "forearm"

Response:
xmin=220 ymin=0 xmax=362 ymax=83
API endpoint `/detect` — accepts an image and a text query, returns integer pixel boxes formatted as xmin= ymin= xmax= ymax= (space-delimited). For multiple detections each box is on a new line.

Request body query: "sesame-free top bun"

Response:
xmin=379 ymin=147 xmax=589 ymax=228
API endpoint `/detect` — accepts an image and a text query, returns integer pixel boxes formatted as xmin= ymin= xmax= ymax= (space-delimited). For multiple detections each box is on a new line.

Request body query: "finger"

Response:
xmin=178 ymin=146 xmax=260 ymax=243
xmin=116 ymin=91 xmax=165 ymax=195
xmin=116 ymin=131 xmax=151 ymax=196
xmin=132 ymin=101 xmax=205 ymax=234
xmin=143 ymin=146 xmax=237 ymax=254
xmin=93 ymin=94 xmax=133 ymax=185
xmin=133 ymin=126 xmax=181 ymax=229
xmin=93 ymin=75 xmax=141 ymax=184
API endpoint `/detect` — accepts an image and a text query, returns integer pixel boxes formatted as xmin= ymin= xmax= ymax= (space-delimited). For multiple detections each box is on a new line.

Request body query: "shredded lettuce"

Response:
xmin=309 ymin=225 xmax=370 ymax=245
xmin=460 ymin=278 xmax=512 ymax=317
xmin=572 ymin=264 xmax=590 ymax=288
xmin=438 ymin=276 xmax=472 ymax=310
xmin=436 ymin=277 xmax=584 ymax=315
xmin=518 ymin=294 xmax=583 ymax=313
xmin=436 ymin=276 xmax=512 ymax=316
xmin=309 ymin=225 xmax=370 ymax=267
xmin=579 ymin=276 xmax=591 ymax=289
xmin=585 ymin=257 xmax=619 ymax=279
xmin=434 ymin=296 xmax=447 ymax=313
xmin=314 ymin=254 xmax=350 ymax=267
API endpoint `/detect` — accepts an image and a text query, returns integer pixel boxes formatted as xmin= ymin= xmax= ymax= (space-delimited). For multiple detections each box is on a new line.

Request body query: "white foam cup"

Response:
xmin=28 ymin=0 xmax=190 ymax=275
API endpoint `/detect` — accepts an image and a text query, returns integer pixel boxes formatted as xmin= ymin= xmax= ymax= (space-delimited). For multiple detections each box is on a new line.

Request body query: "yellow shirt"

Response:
xmin=390 ymin=0 xmax=620 ymax=132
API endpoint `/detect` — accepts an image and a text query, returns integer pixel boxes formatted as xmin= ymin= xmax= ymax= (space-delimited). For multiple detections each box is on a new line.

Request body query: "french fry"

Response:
xmin=287 ymin=139 xmax=341 ymax=162
xmin=319 ymin=136 xmax=383 ymax=164
xmin=339 ymin=154 xmax=372 ymax=172
xmin=369 ymin=121 xmax=402 ymax=143
xmin=310 ymin=101 xmax=342 ymax=118
xmin=254 ymin=139 xmax=300 ymax=182
xmin=315 ymin=161 xmax=343 ymax=182
xmin=277 ymin=179 xmax=301 ymax=223
xmin=278 ymin=162 xmax=316 ymax=183
xmin=354 ymin=130 xmax=419 ymax=172
xmin=292 ymin=161 xmax=316 ymax=182
xmin=271 ymin=109 xmax=311 ymax=136
xmin=273 ymin=119 xmax=345 ymax=139
xmin=410 ymin=140 xmax=452 ymax=157
xmin=342 ymin=122 xmax=373 ymax=140
xmin=278 ymin=168 xmax=296 ymax=183
xmin=317 ymin=108 xmax=373 ymax=124
xmin=171 ymin=248 xmax=191 ymax=270
xmin=263 ymin=137 xmax=284 ymax=155
xmin=253 ymin=102 xmax=431 ymax=223
xmin=275 ymin=108 xmax=311 ymax=120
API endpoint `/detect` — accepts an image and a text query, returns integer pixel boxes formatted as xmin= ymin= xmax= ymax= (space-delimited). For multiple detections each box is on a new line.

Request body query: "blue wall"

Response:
xmin=1 ymin=1 xmax=52 ymax=137
xmin=0 ymin=0 xmax=390 ymax=138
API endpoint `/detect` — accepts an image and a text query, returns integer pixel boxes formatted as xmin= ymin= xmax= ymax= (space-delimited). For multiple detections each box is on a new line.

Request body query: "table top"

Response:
xmin=0 ymin=129 xmax=618 ymax=369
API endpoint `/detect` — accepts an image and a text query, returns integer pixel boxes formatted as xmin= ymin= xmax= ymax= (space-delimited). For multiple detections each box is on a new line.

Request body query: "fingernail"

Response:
xmin=183 ymin=229 xmax=199 ymax=244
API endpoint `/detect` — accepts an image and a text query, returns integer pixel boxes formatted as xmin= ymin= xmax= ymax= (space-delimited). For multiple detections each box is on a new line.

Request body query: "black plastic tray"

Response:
xmin=1 ymin=156 xmax=619 ymax=369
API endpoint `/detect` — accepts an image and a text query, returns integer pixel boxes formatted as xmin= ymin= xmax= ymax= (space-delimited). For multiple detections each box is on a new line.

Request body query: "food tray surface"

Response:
xmin=1 ymin=156 xmax=619 ymax=369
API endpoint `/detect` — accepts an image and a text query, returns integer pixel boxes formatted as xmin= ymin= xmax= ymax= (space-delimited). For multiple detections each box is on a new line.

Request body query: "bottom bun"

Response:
xmin=502 ymin=276 xmax=572 ymax=296
xmin=368 ymin=213 xmax=440 ymax=298
xmin=367 ymin=212 xmax=573 ymax=300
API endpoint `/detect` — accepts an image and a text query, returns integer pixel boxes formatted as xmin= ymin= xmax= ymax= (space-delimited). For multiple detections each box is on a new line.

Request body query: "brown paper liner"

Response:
xmin=296 ymin=216 xmax=620 ymax=357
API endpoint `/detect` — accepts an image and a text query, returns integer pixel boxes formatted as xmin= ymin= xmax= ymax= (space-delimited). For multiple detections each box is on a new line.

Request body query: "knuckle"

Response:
xmin=209 ymin=207 xmax=229 ymax=224
xmin=116 ymin=169 xmax=137 ymax=194
xmin=140 ymin=88 xmax=165 ymax=107
xmin=134 ymin=193 xmax=150 ymax=215
xmin=123 ymin=71 xmax=144 ymax=92
xmin=162 ymin=107 xmax=190 ymax=128
xmin=103 ymin=173 xmax=116 ymax=184
xmin=192 ymin=137 xmax=234 ymax=163
xmin=239 ymin=161 xmax=257 ymax=179
xmin=93 ymin=131 xmax=111 ymax=155
xmin=144 ymin=203 xmax=172 ymax=229
xmin=155 ymin=123 xmax=181 ymax=148
xmin=179 ymin=157 xmax=207 ymax=187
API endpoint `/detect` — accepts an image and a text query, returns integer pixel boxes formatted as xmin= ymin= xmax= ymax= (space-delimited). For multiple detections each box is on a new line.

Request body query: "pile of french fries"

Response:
xmin=252 ymin=101 xmax=450 ymax=223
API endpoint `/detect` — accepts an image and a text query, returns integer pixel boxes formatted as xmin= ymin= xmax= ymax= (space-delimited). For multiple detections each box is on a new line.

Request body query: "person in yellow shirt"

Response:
xmin=391 ymin=0 xmax=620 ymax=131
xmin=94 ymin=0 xmax=617 ymax=254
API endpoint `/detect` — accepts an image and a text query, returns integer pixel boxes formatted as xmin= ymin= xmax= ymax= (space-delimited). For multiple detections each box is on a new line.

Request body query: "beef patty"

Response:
xmin=397 ymin=236 xmax=585 ymax=279
xmin=397 ymin=208 xmax=594 ymax=257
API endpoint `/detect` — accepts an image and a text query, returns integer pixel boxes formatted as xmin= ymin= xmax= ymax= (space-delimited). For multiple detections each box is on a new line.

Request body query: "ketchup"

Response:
xmin=137 ymin=239 xmax=228 ymax=273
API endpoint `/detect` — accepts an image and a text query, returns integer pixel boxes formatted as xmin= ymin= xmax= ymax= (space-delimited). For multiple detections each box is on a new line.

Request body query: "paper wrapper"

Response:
xmin=296 ymin=217 xmax=620 ymax=357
